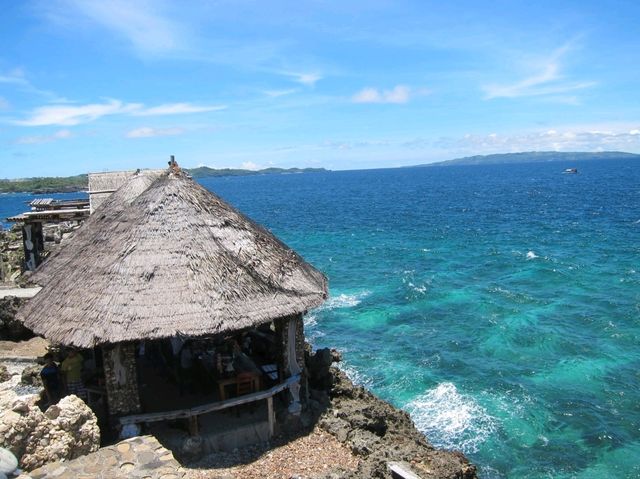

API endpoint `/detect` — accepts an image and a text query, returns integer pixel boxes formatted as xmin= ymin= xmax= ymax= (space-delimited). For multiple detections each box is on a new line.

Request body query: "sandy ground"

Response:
xmin=0 ymin=337 xmax=48 ymax=359
xmin=184 ymin=426 xmax=359 ymax=479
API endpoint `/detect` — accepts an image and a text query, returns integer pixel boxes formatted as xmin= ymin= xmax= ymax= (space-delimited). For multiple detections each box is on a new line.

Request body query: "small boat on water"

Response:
xmin=563 ymin=168 xmax=578 ymax=174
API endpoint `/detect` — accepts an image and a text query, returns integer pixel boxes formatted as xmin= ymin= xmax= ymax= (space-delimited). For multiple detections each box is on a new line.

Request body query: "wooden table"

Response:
xmin=217 ymin=373 xmax=260 ymax=401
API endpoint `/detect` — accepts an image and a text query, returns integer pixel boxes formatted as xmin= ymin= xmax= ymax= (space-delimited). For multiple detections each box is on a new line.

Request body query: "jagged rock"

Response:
xmin=307 ymin=347 xmax=342 ymax=391
xmin=0 ymin=297 xmax=33 ymax=342
xmin=0 ymin=394 xmax=100 ymax=471
xmin=20 ymin=365 xmax=41 ymax=388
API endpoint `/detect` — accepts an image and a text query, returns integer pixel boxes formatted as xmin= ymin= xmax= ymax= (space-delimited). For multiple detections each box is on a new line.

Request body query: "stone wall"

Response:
xmin=102 ymin=343 xmax=141 ymax=417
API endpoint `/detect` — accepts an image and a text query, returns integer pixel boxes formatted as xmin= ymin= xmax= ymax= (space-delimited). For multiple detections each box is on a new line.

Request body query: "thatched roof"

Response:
xmin=19 ymin=168 xmax=328 ymax=347
xmin=88 ymin=169 xmax=164 ymax=213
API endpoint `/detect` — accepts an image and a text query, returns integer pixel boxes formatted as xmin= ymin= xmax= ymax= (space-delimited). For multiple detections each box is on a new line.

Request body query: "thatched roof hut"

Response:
xmin=19 ymin=168 xmax=327 ymax=348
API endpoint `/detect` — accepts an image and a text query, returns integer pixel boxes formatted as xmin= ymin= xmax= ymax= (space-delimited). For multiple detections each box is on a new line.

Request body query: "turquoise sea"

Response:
xmin=2 ymin=159 xmax=640 ymax=478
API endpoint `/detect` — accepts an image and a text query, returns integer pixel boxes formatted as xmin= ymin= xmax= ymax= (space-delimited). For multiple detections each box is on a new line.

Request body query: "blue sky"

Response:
xmin=1 ymin=0 xmax=639 ymax=178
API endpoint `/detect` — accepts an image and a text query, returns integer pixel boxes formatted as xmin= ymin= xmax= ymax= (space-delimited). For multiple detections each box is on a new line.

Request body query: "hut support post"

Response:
xmin=21 ymin=222 xmax=44 ymax=271
xmin=284 ymin=315 xmax=304 ymax=415
xmin=267 ymin=396 xmax=275 ymax=437
xmin=103 ymin=343 xmax=142 ymax=420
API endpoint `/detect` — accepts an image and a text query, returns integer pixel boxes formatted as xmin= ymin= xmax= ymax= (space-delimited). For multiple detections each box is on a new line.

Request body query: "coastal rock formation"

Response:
xmin=0 ymin=393 xmax=100 ymax=471
xmin=307 ymin=348 xmax=477 ymax=479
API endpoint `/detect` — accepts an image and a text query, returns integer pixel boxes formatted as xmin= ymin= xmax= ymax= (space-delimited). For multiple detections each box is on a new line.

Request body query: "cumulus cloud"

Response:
xmin=15 ymin=129 xmax=73 ymax=144
xmin=126 ymin=127 xmax=184 ymax=138
xmin=352 ymin=85 xmax=413 ymax=104
xmin=14 ymin=100 xmax=225 ymax=126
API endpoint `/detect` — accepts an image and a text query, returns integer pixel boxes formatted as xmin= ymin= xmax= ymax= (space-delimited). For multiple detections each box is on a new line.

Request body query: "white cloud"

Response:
xmin=241 ymin=161 xmax=260 ymax=170
xmin=264 ymin=89 xmax=297 ymax=98
xmin=14 ymin=100 xmax=225 ymax=126
xmin=0 ymin=68 xmax=30 ymax=87
xmin=483 ymin=44 xmax=596 ymax=99
xmin=14 ymin=99 xmax=139 ymax=126
xmin=57 ymin=0 xmax=185 ymax=55
xmin=427 ymin=126 xmax=640 ymax=154
xmin=15 ymin=129 xmax=73 ymax=144
xmin=0 ymin=97 xmax=9 ymax=110
xmin=0 ymin=68 xmax=67 ymax=102
xmin=352 ymin=85 xmax=412 ymax=104
xmin=133 ymin=103 xmax=226 ymax=116
xmin=126 ymin=127 xmax=184 ymax=138
xmin=281 ymin=72 xmax=322 ymax=86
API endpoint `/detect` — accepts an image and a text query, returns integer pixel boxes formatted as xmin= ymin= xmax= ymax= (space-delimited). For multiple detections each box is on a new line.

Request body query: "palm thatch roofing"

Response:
xmin=88 ymin=169 xmax=165 ymax=213
xmin=18 ymin=168 xmax=328 ymax=348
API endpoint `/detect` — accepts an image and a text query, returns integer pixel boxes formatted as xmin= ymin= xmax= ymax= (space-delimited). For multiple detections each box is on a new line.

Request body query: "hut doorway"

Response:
xmin=135 ymin=323 xmax=282 ymax=414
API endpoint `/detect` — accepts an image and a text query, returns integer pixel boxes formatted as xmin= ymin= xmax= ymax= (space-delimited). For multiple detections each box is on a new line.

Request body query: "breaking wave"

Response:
xmin=405 ymin=382 xmax=497 ymax=454
xmin=320 ymin=291 xmax=370 ymax=310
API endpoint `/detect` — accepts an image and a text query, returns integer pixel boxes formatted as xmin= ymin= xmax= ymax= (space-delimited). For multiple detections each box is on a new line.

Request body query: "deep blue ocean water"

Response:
xmin=2 ymin=159 xmax=640 ymax=478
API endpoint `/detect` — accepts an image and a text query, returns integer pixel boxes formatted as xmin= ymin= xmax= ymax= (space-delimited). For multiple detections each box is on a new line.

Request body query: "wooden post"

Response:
xmin=267 ymin=396 xmax=275 ymax=438
xmin=21 ymin=223 xmax=43 ymax=271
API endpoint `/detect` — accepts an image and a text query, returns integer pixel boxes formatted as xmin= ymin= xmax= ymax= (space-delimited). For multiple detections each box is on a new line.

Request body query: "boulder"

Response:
xmin=307 ymin=347 xmax=342 ymax=390
xmin=20 ymin=365 xmax=42 ymax=388
xmin=0 ymin=394 xmax=100 ymax=471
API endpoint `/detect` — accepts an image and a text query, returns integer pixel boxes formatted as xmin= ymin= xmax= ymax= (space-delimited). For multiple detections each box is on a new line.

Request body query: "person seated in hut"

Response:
xmin=40 ymin=353 xmax=62 ymax=405
xmin=61 ymin=349 xmax=87 ymax=401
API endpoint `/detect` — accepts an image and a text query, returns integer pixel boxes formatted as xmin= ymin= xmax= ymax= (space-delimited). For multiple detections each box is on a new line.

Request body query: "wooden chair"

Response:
xmin=236 ymin=372 xmax=256 ymax=396
xmin=235 ymin=372 xmax=256 ymax=416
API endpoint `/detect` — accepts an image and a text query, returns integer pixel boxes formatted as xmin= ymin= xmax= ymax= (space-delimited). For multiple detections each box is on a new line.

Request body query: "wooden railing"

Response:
xmin=119 ymin=374 xmax=300 ymax=437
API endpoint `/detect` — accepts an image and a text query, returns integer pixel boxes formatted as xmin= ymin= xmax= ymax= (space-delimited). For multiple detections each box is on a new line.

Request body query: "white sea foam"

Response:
xmin=408 ymin=282 xmax=427 ymax=294
xmin=303 ymin=313 xmax=318 ymax=328
xmin=526 ymin=251 xmax=538 ymax=260
xmin=405 ymin=382 xmax=497 ymax=454
xmin=319 ymin=291 xmax=370 ymax=310
xmin=340 ymin=363 xmax=373 ymax=389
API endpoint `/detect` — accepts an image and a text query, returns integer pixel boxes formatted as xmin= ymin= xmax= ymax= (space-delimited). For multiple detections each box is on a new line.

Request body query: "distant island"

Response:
xmin=0 ymin=167 xmax=328 ymax=194
xmin=416 ymin=151 xmax=640 ymax=167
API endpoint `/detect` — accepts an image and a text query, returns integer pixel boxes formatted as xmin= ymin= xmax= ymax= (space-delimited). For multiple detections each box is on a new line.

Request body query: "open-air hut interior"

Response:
xmin=17 ymin=165 xmax=328 ymax=448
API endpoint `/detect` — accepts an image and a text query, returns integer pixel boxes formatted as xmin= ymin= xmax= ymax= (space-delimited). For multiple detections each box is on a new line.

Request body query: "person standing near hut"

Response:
xmin=40 ymin=353 xmax=62 ymax=405
xmin=61 ymin=349 xmax=86 ymax=401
